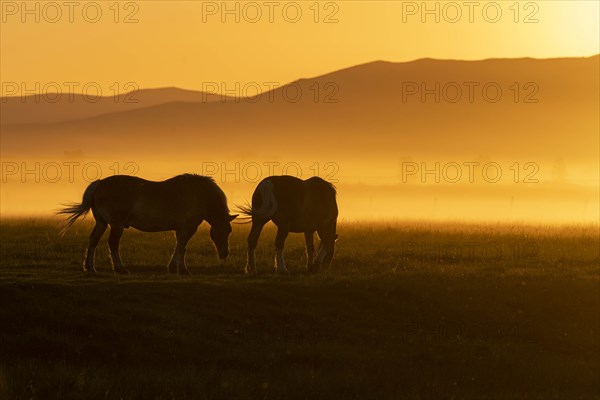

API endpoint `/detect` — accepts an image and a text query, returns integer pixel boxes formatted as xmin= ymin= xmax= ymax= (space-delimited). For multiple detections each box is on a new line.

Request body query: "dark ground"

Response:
xmin=1 ymin=219 xmax=598 ymax=400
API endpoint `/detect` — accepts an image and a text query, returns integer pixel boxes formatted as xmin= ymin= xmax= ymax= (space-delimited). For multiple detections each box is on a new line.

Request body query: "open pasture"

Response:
xmin=0 ymin=218 xmax=598 ymax=399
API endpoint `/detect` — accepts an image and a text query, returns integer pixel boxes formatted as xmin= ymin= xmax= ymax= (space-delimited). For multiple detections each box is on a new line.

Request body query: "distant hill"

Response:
xmin=1 ymin=56 xmax=598 ymax=164
xmin=0 ymin=87 xmax=232 ymax=125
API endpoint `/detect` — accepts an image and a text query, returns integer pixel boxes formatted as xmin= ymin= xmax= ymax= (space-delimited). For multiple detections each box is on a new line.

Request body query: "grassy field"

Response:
xmin=0 ymin=218 xmax=598 ymax=400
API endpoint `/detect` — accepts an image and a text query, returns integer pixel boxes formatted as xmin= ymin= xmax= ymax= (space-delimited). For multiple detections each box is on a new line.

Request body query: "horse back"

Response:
xmin=267 ymin=175 xmax=337 ymax=232
xmin=91 ymin=175 xmax=203 ymax=229
xmin=93 ymin=175 xmax=148 ymax=206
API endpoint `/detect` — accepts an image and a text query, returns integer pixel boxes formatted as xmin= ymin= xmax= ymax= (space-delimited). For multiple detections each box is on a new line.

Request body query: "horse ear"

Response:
xmin=228 ymin=214 xmax=239 ymax=221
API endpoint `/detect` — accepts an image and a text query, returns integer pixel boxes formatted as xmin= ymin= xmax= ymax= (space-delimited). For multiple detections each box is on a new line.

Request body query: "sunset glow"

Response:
xmin=1 ymin=2 xmax=600 ymax=399
xmin=0 ymin=0 xmax=598 ymax=247
xmin=1 ymin=1 xmax=598 ymax=93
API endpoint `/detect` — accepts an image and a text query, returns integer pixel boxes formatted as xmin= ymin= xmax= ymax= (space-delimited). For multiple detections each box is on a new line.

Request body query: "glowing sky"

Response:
xmin=1 ymin=1 xmax=598 ymax=222
xmin=1 ymin=1 xmax=598 ymax=94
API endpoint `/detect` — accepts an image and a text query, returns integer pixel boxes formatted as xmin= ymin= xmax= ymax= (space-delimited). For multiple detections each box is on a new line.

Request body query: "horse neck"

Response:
xmin=202 ymin=186 xmax=228 ymax=225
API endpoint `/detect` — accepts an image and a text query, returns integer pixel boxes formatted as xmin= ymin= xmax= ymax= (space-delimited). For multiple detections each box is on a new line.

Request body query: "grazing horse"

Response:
xmin=240 ymin=175 xmax=338 ymax=274
xmin=57 ymin=174 xmax=237 ymax=274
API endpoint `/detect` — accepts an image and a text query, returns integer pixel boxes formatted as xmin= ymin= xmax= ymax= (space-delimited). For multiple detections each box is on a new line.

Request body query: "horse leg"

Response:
xmin=108 ymin=225 xmax=127 ymax=274
xmin=315 ymin=243 xmax=326 ymax=272
xmin=316 ymin=224 xmax=337 ymax=271
xmin=168 ymin=242 xmax=178 ymax=274
xmin=169 ymin=226 xmax=197 ymax=275
xmin=304 ymin=231 xmax=315 ymax=272
xmin=84 ymin=220 xmax=107 ymax=272
xmin=274 ymin=225 xmax=290 ymax=274
xmin=245 ymin=221 xmax=265 ymax=274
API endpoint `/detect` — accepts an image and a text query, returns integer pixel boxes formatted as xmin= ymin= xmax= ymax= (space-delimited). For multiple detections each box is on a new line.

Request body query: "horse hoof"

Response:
xmin=244 ymin=264 xmax=256 ymax=275
xmin=83 ymin=266 xmax=96 ymax=273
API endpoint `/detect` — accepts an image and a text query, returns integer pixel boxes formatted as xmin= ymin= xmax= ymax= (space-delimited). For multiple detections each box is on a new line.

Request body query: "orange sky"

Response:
xmin=1 ymin=1 xmax=599 ymax=94
xmin=1 ymin=1 xmax=598 ymax=223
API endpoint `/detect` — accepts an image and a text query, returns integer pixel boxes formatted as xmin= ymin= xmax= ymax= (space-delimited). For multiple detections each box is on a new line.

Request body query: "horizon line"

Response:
xmin=1 ymin=53 xmax=598 ymax=99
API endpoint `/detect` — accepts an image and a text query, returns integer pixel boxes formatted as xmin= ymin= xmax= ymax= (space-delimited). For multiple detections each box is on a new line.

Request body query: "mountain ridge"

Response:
xmin=2 ymin=55 xmax=598 ymax=165
xmin=2 ymin=55 xmax=598 ymax=126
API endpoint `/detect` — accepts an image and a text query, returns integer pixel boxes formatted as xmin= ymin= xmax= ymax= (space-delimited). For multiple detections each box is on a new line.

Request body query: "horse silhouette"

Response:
xmin=58 ymin=174 xmax=237 ymax=274
xmin=240 ymin=175 xmax=338 ymax=274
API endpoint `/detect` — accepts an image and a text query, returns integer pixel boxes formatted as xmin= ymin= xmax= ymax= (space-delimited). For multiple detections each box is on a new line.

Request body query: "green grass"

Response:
xmin=0 ymin=218 xmax=599 ymax=399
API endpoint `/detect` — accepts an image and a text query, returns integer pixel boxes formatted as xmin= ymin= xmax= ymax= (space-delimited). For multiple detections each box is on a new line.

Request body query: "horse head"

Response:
xmin=210 ymin=214 xmax=238 ymax=260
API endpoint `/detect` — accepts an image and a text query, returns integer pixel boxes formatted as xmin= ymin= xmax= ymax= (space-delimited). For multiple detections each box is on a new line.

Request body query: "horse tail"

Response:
xmin=237 ymin=179 xmax=277 ymax=223
xmin=56 ymin=180 xmax=100 ymax=236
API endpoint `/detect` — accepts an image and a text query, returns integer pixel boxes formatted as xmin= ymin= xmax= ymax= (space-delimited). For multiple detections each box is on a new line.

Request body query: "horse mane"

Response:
xmin=325 ymin=181 xmax=337 ymax=196
xmin=307 ymin=176 xmax=337 ymax=196
xmin=176 ymin=173 xmax=230 ymax=214
xmin=176 ymin=173 xmax=215 ymax=183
